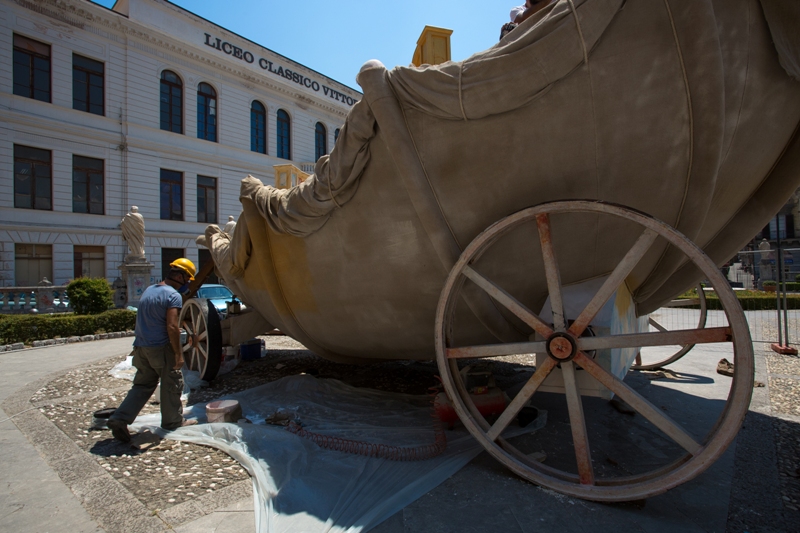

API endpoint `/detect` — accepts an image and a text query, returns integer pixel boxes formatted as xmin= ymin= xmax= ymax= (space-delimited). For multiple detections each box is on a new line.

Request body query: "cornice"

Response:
xmin=12 ymin=0 xmax=354 ymax=118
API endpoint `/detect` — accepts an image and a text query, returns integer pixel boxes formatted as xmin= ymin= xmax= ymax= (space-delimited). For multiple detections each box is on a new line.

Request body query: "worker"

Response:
xmin=107 ymin=258 xmax=198 ymax=442
xmin=502 ymin=0 xmax=554 ymax=39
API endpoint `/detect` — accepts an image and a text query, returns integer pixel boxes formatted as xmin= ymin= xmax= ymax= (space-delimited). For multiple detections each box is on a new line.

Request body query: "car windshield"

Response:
xmin=197 ymin=286 xmax=233 ymax=299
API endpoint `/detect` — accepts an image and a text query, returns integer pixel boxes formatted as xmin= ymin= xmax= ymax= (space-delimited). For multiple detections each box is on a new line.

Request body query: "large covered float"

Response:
xmin=181 ymin=0 xmax=800 ymax=502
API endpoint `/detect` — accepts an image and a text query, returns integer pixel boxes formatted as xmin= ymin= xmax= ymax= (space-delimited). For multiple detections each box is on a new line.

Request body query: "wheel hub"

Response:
xmin=546 ymin=332 xmax=577 ymax=362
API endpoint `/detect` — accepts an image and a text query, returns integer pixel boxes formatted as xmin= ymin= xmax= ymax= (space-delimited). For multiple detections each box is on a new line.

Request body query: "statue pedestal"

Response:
xmin=119 ymin=261 xmax=154 ymax=307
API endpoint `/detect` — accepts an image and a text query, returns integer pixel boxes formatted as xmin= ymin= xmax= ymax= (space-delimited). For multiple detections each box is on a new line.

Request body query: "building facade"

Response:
xmin=0 ymin=0 xmax=360 ymax=287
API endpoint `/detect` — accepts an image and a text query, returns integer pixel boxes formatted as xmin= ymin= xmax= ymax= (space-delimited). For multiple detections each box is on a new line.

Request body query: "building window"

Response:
xmin=197 ymin=82 xmax=217 ymax=142
xmin=14 ymin=145 xmax=51 ymax=210
xmin=72 ymin=155 xmax=104 ymax=215
xmin=315 ymin=122 xmax=327 ymax=161
xmin=13 ymin=34 xmax=50 ymax=102
xmin=251 ymin=101 xmax=266 ymax=154
xmin=73 ymin=246 xmax=105 ymax=279
xmin=198 ymin=249 xmax=219 ymax=284
xmin=73 ymin=54 xmax=104 ymax=115
xmin=15 ymin=244 xmax=52 ymax=286
xmin=160 ymin=169 xmax=183 ymax=221
xmin=334 ymin=128 xmax=340 ymax=144
xmin=160 ymin=70 xmax=183 ymax=133
xmin=768 ymin=215 xmax=796 ymax=240
xmin=197 ymin=176 xmax=217 ymax=224
xmin=277 ymin=109 xmax=291 ymax=160
xmin=161 ymin=248 xmax=184 ymax=281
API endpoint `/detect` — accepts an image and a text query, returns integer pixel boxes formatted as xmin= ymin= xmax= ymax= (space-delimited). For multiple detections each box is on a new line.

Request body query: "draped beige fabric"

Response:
xmin=203 ymin=0 xmax=800 ymax=363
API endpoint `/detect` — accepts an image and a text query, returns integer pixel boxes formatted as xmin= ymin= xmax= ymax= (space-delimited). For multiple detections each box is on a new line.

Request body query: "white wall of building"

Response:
xmin=0 ymin=0 xmax=358 ymax=286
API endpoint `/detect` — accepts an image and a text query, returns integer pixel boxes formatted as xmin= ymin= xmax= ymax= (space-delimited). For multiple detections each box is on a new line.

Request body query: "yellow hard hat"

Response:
xmin=169 ymin=258 xmax=197 ymax=280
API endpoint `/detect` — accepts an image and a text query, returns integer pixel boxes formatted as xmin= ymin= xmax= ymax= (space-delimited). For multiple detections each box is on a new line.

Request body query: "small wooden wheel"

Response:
xmin=180 ymin=298 xmax=222 ymax=381
xmin=435 ymin=201 xmax=753 ymax=502
xmin=632 ymin=284 xmax=708 ymax=371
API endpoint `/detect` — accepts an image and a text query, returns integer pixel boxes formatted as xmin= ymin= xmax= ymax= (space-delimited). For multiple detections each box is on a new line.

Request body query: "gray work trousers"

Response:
xmin=110 ymin=344 xmax=184 ymax=430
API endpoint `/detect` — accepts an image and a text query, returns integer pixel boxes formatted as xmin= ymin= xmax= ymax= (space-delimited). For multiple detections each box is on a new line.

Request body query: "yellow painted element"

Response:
xmin=412 ymin=26 xmax=453 ymax=67
xmin=273 ymin=164 xmax=310 ymax=189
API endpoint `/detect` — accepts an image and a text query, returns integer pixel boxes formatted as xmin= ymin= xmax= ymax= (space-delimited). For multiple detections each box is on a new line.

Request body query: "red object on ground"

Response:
xmin=434 ymin=389 xmax=507 ymax=426
xmin=771 ymin=343 xmax=798 ymax=355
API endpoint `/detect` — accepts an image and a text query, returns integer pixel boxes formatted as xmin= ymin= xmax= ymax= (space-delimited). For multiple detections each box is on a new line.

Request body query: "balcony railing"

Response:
xmin=0 ymin=279 xmax=73 ymax=314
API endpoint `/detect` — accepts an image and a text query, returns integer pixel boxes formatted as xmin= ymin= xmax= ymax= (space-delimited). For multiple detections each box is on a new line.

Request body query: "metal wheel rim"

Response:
xmin=434 ymin=200 xmax=754 ymax=502
xmin=632 ymin=283 xmax=708 ymax=371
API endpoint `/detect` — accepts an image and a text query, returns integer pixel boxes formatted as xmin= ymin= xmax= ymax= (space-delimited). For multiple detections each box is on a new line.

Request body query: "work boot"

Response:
xmin=107 ymin=418 xmax=131 ymax=443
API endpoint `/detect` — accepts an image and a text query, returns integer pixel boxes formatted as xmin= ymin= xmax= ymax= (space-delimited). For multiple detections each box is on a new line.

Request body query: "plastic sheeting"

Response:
xmin=109 ymin=356 xmax=208 ymax=401
xmin=130 ymin=375 xmax=545 ymax=533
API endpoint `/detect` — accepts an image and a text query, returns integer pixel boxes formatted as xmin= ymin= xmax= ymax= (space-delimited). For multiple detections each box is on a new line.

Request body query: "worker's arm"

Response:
xmin=167 ymin=306 xmax=184 ymax=369
xmin=514 ymin=0 xmax=551 ymax=23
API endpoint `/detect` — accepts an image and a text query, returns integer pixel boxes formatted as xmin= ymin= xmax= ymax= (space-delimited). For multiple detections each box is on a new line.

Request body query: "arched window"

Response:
xmin=276 ymin=109 xmax=291 ymax=160
xmin=160 ymin=70 xmax=183 ymax=133
xmin=251 ymin=101 xmax=266 ymax=154
xmin=334 ymin=128 xmax=340 ymax=144
xmin=314 ymin=122 xmax=327 ymax=161
xmin=197 ymin=82 xmax=217 ymax=142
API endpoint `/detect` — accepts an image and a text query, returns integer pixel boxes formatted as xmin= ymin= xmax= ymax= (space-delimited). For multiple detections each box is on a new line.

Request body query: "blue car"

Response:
xmin=195 ymin=284 xmax=243 ymax=318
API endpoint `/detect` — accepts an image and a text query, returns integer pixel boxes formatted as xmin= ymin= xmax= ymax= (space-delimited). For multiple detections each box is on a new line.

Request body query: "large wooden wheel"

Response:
xmin=435 ymin=201 xmax=753 ymax=502
xmin=632 ymin=284 xmax=708 ymax=371
xmin=180 ymin=298 xmax=222 ymax=381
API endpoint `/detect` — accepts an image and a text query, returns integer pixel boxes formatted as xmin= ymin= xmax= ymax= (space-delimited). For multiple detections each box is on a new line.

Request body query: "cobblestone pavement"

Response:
xmin=24 ymin=334 xmax=800 ymax=531
xmin=765 ymin=351 xmax=800 ymax=514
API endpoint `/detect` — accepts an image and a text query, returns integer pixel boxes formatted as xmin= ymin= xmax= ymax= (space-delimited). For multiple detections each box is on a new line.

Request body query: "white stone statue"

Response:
xmin=223 ymin=215 xmax=237 ymax=235
xmin=120 ymin=206 xmax=146 ymax=261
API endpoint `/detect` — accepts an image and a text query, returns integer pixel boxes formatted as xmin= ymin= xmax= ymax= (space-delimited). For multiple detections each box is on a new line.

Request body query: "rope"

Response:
xmin=567 ymin=0 xmax=589 ymax=65
xmin=662 ymin=0 xmax=694 ymax=229
xmin=286 ymin=388 xmax=447 ymax=462
xmin=325 ymin=172 xmax=342 ymax=208
xmin=458 ymin=64 xmax=468 ymax=122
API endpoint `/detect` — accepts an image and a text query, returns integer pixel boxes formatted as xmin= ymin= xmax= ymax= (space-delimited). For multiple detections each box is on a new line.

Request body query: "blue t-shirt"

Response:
xmin=134 ymin=284 xmax=183 ymax=347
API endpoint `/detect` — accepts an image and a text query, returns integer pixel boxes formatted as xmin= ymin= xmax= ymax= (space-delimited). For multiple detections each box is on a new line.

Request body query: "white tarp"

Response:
xmin=131 ymin=375 xmax=545 ymax=533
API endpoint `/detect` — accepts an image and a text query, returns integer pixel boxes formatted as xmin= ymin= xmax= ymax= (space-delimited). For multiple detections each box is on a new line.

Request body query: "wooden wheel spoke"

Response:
xmin=648 ymin=317 xmax=668 ymax=333
xmin=573 ymin=352 xmax=702 ymax=455
xmin=568 ymin=228 xmax=658 ymax=337
xmin=198 ymin=344 xmax=207 ymax=358
xmin=577 ymin=327 xmax=730 ymax=352
xmin=487 ymin=358 xmax=557 ymax=441
xmin=192 ymin=310 xmax=200 ymax=335
xmin=197 ymin=330 xmax=208 ymax=342
xmin=562 ymin=361 xmax=595 ymax=485
xmin=182 ymin=343 xmax=192 ymax=353
xmin=462 ymin=266 xmax=553 ymax=338
xmin=447 ymin=340 xmax=547 ymax=360
xmin=536 ymin=214 xmax=566 ymax=332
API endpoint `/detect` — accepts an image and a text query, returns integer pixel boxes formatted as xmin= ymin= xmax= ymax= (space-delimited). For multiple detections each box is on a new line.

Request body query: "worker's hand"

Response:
xmin=173 ymin=358 xmax=184 ymax=370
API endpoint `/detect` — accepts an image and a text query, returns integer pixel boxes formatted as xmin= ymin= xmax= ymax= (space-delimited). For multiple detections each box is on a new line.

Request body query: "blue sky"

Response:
xmin=89 ymin=1 xmax=514 ymax=91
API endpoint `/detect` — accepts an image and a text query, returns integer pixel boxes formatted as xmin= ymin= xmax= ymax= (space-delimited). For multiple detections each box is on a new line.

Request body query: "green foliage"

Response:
xmin=65 ymin=278 xmax=113 ymax=315
xmin=675 ymin=287 xmax=800 ymax=310
xmin=0 ymin=310 xmax=136 ymax=345
xmin=763 ymin=280 xmax=777 ymax=287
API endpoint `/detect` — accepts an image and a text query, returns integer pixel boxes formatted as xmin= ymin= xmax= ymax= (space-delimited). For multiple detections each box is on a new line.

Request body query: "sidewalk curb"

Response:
xmin=1 ymin=355 xmax=251 ymax=533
